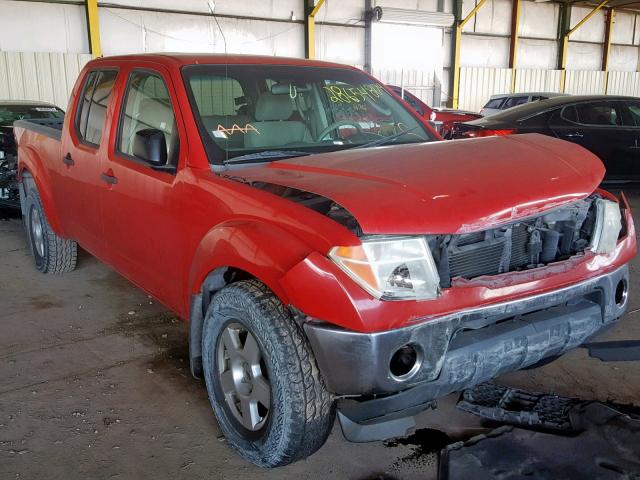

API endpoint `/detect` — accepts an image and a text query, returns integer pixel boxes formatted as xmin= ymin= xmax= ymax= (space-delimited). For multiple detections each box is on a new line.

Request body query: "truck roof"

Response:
xmin=89 ymin=53 xmax=357 ymax=70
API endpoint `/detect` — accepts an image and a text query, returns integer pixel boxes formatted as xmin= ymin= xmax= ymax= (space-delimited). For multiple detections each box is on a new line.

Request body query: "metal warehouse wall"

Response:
xmin=455 ymin=0 xmax=640 ymax=70
xmin=0 ymin=51 xmax=91 ymax=108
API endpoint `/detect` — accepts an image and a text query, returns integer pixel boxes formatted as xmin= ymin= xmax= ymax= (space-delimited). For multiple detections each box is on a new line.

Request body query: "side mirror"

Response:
xmin=133 ymin=129 xmax=167 ymax=166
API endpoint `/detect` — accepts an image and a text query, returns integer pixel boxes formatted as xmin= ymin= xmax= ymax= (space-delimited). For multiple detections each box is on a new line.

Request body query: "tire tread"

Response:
xmin=25 ymin=188 xmax=77 ymax=274
xmin=203 ymin=280 xmax=335 ymax=467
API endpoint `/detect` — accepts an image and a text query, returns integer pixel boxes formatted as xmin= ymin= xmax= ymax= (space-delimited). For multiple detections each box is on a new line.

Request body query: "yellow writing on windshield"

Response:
xmin=323 ymin=84 xmax=385 ymax=104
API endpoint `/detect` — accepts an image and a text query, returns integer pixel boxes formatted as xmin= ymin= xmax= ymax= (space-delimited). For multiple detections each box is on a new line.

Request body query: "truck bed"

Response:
xmin=13 ymin=117 xmax=64 ymax=141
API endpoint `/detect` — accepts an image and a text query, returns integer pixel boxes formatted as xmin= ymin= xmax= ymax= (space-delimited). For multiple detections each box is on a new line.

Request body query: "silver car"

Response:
xmin=480 ymin=92 xmax=567 ymax=116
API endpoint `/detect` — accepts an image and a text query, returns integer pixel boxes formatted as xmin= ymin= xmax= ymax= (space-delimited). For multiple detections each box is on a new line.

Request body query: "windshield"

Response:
xmin=0 ymin=105 xmax=64 ymax=126
xmin=182 ymin=64 xmax=435 ymax=164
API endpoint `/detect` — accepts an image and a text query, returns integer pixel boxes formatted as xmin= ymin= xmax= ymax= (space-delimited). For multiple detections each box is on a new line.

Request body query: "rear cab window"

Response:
xmin=75 ymin=69 xmax=118 ymax=146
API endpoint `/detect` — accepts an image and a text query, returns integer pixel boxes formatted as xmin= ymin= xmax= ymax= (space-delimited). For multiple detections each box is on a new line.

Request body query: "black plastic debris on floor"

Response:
xmin=457 ymin=383 xmax=580 ymax=432
xmin=441 ymin=384 xmax=640 ymax=479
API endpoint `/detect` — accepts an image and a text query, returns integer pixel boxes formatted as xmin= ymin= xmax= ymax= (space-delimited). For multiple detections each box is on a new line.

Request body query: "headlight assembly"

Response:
xmin=591 ymin=198 xmax=622 ymax=255
xmin=328 ymin=237 xmax=440 ymax=301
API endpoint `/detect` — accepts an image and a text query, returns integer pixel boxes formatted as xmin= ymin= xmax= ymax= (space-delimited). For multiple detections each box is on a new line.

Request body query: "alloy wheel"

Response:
xmin=217 ymin=322 xmax=271 ymax=431
xmin=30 ymin=205 xmax=45 ymax=258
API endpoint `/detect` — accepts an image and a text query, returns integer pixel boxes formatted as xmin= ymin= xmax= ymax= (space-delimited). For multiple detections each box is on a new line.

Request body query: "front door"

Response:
xmin=100 ymin=66 xmax=186 ymax=312
xmin=59 ymin=69 xmax=118 ymax=256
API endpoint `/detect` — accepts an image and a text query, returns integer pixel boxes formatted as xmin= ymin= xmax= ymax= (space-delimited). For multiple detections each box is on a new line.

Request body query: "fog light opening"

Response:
xmin=390 ymin=344 xmax=422 ymax=381
xmin=615 ymin=279 xmax=628 ymax=308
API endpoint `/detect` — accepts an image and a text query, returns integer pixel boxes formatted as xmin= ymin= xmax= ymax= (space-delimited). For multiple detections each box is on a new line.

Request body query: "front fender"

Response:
xmin=188 ymin=219 xmax=313 ymax=305
xmin=18 ymin=144 xmax=66 ymax=236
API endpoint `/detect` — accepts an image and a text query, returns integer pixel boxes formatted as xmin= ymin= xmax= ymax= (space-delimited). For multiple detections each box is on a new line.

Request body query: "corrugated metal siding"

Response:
xmin=371 ymin=68 xmax=437 ymax=105
xmin=607 ymin=71 xmax=640 ymax=96
xmin=514 ymin=69 xmax=562 ymax=93
xmin=458 ymin=67 xmax=512 ymax=112
xmin=564 ymin=70 xmax=606 ymax=95
xmin=0 ymin=52 xmax=92 ymax=109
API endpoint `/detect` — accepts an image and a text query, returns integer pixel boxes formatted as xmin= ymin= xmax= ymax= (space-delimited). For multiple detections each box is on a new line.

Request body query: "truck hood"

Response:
xmin=232 ymin=133 xmax=605 ymax=235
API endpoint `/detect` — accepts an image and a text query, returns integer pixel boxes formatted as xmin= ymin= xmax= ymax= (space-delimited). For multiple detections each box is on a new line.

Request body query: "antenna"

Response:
xmin=208 ymin=1 xmax=227 ymax=54
xmin=207 ymin=0 xmax=229 ymax=166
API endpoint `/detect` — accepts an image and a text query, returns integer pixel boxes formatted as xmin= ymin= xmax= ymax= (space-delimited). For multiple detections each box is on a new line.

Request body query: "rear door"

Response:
xmin=60 ymin=68 xmax=118 ymax=255
xmin=100 ymin=65 xmax=186 ymax=311
xmin=549 ymin=100 xmax=633 ymax=180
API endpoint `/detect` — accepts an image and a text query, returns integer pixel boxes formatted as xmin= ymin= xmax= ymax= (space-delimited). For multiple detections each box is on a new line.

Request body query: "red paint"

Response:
xmin=236 ymin=133 xmax=606 ymax=235
xmin=458 ymin=128 xmax=517 ymax=138
xmin=14 ymin=54 xmax=636 ymax=335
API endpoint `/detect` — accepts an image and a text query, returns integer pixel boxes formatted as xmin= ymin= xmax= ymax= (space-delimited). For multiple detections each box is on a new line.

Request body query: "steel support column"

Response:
xmin=603 ymin=8 xmax=615 ymax=93
xmin=305 ymin=0 xmax=326 ymax=60
xmin=451 ymin=0 xmax=487 ymax=108
xmin=602 ymin=8 xmax=615 ymax=71
xmin=364 ymin=0 xmax=373 ymax=73
xmin=559 ymin=0 xmax=610 ymax=92
xmin=508 ymin=0 xmax=520 ymax=93
xmin=85 ymin=0 xmax=101 ymax=57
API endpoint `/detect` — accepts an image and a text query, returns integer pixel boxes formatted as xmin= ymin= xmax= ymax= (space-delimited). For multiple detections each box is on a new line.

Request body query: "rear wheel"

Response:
xmin=202 ymin=280 xmax=335 ymax=467
xmin=23 ymin=187 xmax=77 ymax=274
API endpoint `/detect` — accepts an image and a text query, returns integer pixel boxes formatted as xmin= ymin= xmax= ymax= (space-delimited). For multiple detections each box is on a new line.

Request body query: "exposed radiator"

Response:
xmin=448 ymin=224 xmax=530 ymax=280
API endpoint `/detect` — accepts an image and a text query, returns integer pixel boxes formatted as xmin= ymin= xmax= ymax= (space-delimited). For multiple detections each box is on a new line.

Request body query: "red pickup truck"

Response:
xmin=13 ymin=54 xmax=636 ymax=467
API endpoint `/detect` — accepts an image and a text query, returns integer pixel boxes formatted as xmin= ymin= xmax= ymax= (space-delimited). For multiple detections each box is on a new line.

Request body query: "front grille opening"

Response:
xmin=432 ymin=196 xmax=599 ymax=288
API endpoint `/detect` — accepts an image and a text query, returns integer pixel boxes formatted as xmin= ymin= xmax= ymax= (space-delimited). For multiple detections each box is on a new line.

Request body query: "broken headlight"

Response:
xmin=591 ymin=199 xmax=622 ymax=255
xmin=329 ymin=237 xmax=440 ymax=300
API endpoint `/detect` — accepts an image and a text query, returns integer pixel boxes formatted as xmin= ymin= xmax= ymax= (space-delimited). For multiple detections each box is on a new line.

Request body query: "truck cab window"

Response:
xmin=118 ymin=71 xmax=178 ymax=165
xmin=75 ymin=70 xmax=118 ymax=146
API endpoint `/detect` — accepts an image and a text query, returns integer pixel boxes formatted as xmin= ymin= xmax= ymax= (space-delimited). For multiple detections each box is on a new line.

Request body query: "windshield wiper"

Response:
xmin=224 ymin=150 xmax=312 ymax=164
xmin=351 ymin=126 xmax=421 ymax=150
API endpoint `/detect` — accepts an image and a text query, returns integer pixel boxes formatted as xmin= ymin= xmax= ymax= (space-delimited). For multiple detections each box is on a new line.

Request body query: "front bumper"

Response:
xmin=304 ymin=264 xmax=629 ymax=433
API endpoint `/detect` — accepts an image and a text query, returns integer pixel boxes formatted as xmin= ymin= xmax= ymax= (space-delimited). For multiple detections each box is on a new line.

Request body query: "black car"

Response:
xmin=0 ymin=101 xmax=64 ymax=209
xmin=450 ymin=95 xmax=640 ymax=183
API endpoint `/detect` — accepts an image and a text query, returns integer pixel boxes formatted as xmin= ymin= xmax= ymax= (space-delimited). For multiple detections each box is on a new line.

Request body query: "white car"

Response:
xmin=480 ymin=92 xmax=567 ymax=116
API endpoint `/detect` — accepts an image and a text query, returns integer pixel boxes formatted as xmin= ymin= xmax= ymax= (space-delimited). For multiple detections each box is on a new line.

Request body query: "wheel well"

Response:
xmin=189 ymin=266 xmax=256 ymax=379
xmin=202 ymin=267 xmax=255 ymax=314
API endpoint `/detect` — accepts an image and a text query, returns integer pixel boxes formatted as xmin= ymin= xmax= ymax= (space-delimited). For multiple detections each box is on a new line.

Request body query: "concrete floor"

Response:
xmin=1 ymin=193 xmax=640 ymax=480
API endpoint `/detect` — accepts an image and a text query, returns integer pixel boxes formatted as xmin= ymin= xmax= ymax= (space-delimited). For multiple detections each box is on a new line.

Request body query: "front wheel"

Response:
xmin=202 ymin=280 xmax=335 ymax=467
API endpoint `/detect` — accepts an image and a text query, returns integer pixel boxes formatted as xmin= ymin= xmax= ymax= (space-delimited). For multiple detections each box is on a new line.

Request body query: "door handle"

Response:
xmin=564 ymin=132 xmax=583 ymax=138
xmin=101 ymin=172 xmax=118 ymax=185
xmin=63 ymin=153 xmax=74 ymax=166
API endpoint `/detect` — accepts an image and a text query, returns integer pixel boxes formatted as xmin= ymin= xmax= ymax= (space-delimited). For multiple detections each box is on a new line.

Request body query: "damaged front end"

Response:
xmin=296 ymin=194 xmax=632 ymax=443
xmin=248 ymin=181 xmax=363 ymax=235
xmin=430 ymin=194 xmax=613 ymax=288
